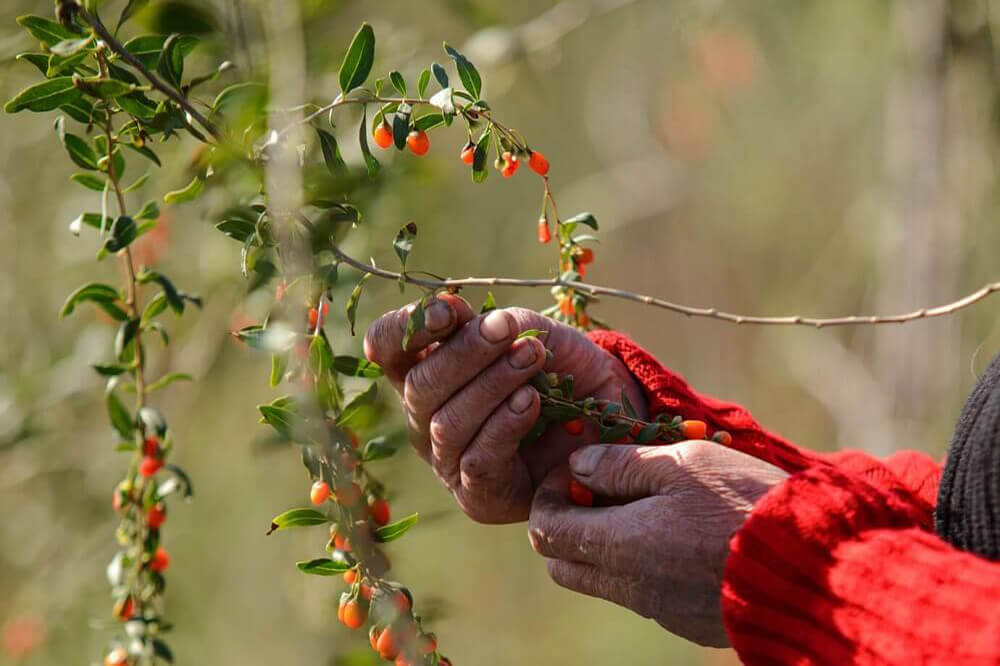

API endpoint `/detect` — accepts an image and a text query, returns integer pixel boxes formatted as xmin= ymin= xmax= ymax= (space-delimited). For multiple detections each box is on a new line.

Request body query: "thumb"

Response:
xmin=568 ymin=444 xmax=681 ymax=499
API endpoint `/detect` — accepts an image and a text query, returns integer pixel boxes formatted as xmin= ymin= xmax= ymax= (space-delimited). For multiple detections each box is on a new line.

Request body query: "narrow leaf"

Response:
xmin=316 ymin=127 xmax=346 ymax=176
xmin=339 ymin=23 xmax=375 ymax=94
xmin=374 ymin=513 xmax=419 ymax=542
xmin=267 ymin=508 xmax=330 ymax=535
xmin=5 ymin=77 xmax=79 ymax=113
xmin=358 ymin=108 xmax=380 ymax=177
xmin=346 ymin=273 xmax=372 ymax=336
xmin=444 ymin=43 xmax=482 ymax=99
xmin=146 ymin=372 xmax=193 ymax=393
xmin=296 ymin=558 xmax=351 ymax=575
xmin=333 ymin=356 xmax=383 ymax=378
xmin=417 ymin=68 xmax=431 ymax=97
xmin=392 ymin=222 xmax=417 ymax=269
xmin=163 ymin=176 xmax=204 ymax=204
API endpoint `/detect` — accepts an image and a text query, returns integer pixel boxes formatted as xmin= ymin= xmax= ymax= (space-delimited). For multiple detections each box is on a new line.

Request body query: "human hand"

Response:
xmin=363 ymin=295 xmax=646 ymax=523
xmin=528 ymin=440 xmax=788 ymax=646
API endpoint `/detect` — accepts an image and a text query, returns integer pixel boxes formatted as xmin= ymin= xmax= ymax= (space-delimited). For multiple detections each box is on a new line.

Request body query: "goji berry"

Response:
xmin=712 ymin=430 xmax=733 ymax=446
xmin=562 ymin=419 xmax=584 ymax=436
xmin=139 ymin=456 xmax=162 ymax=478
xmin=680 ymin=419 xmax=707 ymax=440
xmin=149 ymin=546 xmax=170 ymax=573
xmin=368 ymin=496 xmax=391 ymax=526
xmin=460 ymin=142 xmax=475 ymax=164
xmin=568 ymin=478 xmax=594 ymax=506
xmin=104 ymin=647 xmax=128 ymax=666
xmin=377 ymin=626 xmax=400 ymax=660
xmin=537 ymin=218 xmax=551 ymax=244
xmin=342 ymin=599 xmax=367 ymax=629
xmin=343 ymin=568 xmax=357 ymax=584
xmin=147 ymin=503 xmax=167 ymax=529
xmin=407 ymin=130 xmax=429 ymax=156
xmin=528 ymin=149 xmax=550 ymax=176
xmin=373 ymin=122 xmax=393 ymax=149
xmin=310 ymin=480 xmax=332 ymax=505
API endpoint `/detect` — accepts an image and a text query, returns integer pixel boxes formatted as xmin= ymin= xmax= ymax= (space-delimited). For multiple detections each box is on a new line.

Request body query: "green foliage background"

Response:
xmin=2 ymin=0 xmax=1000 ymax=664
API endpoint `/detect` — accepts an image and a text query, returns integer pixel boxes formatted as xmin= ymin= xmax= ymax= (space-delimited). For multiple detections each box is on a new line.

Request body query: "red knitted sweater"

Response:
xmin=589 ymin=331 xmax=1000 ymax=665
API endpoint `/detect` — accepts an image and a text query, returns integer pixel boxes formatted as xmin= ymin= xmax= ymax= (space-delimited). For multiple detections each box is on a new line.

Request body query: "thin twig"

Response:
xmin=330 ymin=243 xmax=1000 ymax=328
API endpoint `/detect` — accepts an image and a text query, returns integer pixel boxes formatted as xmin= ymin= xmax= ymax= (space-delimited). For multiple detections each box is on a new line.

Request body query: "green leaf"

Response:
xmin=431 ymin=62 xmax=449 ymax=88
xmin=389 ymin=70 xmax=407 ymax=96
xmin=122 ymin=35 xmax=173 ymax=69
xmin=308 ymin=334 xmax=334 ymax=376
xmin=106 ymin=391 xmax=134 ymax=439
xmin=141 ymin=292 xmax=168 ymax=324
xmin=339 ymin=23 xmax=376 ymax=94
xmin=601 ymin=422 xmax=632 ymax=442
xmin=316 ymin=128 xmax=346 ymax=176
xmin=212 ymin=81 xmax=267 ymax=119
xmin=361 ymin=436 xmax=395 ymax=461
xmin=93 ymin=363 xmax=131 ymax=377
xmin=71 ymin=173 xmax=106 ymax=191
xmin=444 ymin=43 xmax=482 ymax=99
xmin=336 ymin=383 xmax=377 ymax=427
xmin=563 ymin=212 xmax=599 ymax=231
xmin=16 ymin=52 xmax=50 ymax=75
xmin=234 ymin=325 xmax=298 ymax=352
xmin=135 ymin=200 xmax=160 ymax=221
xmin=270 ymin=353 xmax=287 ymax=387
xmin=49 ymin=36 xmax=93 ymax=58
xmin=402 ymin=297 xmax=426 ymax=350
xmin=635 ymin=423 xmax=661 ymax=444
xmin=215 ymin=218 xmax=255 ymax=242
xmin=413 ymin=113 xmax=445 ymax=132
xmin=620 ymin=387 xmax=637 ymax=419
xmin=392 ymin=102 xmax=411 ymax=150
xmin=296 ymin=557 xmax=351 ymax=575
xmin=345 ymin=273 xmax=371 ymax=336
xmin=333 ymin=356 xmax=383 ymax=378
xmin=472 ymin=127 xmax=491 ymax=183
xmin=5 ymin=77 xmax=80 ymax=113
xmin=151 ymin=638 xmax=173 ymax=664
xmin=392 ymin=222 xmax=417 ymax=269
xmin=480 ymin=291 xmax=497 ymax=314
xmin=146 ymin=372 xmax=193 ymax=393
xmin=82 ymin=78 xmax=138 ymax=100
xmin=115 ymin=318 xmax=141 ymax=360
xmin=47 ymin=49 xmax=90 ymax=78
xmin=357 ymin=108 xmax=380 ymax=178
xmin=267 ymin=508 xmax=330 ymax=535
xmin=103 ymin=216 xmax=138 ymax=255
xmin=60 ymin=282 xmax=120 ymax=317
xmin=117 ymin=0 xmax=151 ymax=32
xmin=163 ymin=176 xmax=204 ymax=204
xmin=418 ymin=68 xmax=431 ymax=97
xmin=516 ymin=329 xmax=546 ymax=340
xmin=124 ymin=142 xmax=161 ymax=167
xmin=16 ymin=15 xmax=77 ymax=48
xmin=60 ymin=132 xmax=97 ymax=170
xmin=157 ymin=33 xmax=186 ymax=88
xmin=259 ymin=404 xmax=296 ymax=440
xmin=374 ymin=513 xmax=419 ymax=542
xmin=59 ymin=96 xmax=95 ymax=124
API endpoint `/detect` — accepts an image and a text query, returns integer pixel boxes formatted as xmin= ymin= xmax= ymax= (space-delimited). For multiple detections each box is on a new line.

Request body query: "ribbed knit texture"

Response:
xmin=936 ymin=351 xmax=1000 ymax=560
xmin=589 ymin=330 xmax=1000 ymax=665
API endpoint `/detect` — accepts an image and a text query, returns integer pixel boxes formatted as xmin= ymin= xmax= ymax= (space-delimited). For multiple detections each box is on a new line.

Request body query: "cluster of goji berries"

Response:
xmin=371 ymin=121 xmax=430 ymax=157
xmin=559 ymin=408 xmax=732 ymax=507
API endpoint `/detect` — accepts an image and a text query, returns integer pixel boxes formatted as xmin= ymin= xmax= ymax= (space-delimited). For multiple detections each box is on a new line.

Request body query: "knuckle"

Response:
xmin=403 ymin=363 xmax=436 ymax=417
xmin=428 ymin=404 xmax=464 ymax=449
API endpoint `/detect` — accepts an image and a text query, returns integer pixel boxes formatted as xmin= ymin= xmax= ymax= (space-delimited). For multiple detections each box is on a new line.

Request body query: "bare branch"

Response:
xmin=330 ymin=243 xmax=1000 ymax=328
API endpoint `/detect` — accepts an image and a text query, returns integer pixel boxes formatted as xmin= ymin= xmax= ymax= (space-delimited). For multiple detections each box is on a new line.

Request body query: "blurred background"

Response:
xmin=3 ymin=0 xmax=1000 ymax=664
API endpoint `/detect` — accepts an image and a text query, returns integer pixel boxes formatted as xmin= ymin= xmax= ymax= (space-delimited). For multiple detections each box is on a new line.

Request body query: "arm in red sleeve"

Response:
xmin=722 ymin=465 xmax=1000 ymax=665
xmin=589 ymin=330 xmax=942 ymax=515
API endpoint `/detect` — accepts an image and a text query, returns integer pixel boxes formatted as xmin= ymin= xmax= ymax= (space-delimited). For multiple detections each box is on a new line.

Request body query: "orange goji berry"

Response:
xmin=460 ymin=142 xmax=475 ymax=164
xmin=368 ymin=496 xmax=391 ymax=526
xmin=562 ymin=419 xmax=584 ymax=436
xmin=407 ymin=130 xmax=430 ymax=156
xmin=139 ymin=456 xmax=162 ymax=478
xmin=342 ymin=599 xmax=367 ymax=629
xmin=537 ymin=218 xmax=551 ymax=244
xmin=712 ymin=430 xmax=733 ymax=446
xmin=149 ymin=546 xmax=170 ymax=573
xmin=528 ymin=149 xmax=549 ymax=175
xmin=343 ymin=568 xmax=357 ymax=584
xmin=680 ymin=419 xmax=708 ymax=440
xmin=310 ymin=480 xmax=331 ymax=505
xmin=373 ymin=122 xmax=393 ymax=149
xmin=568 ymin=478 xmax=594 ymax=507
xmin=147 ymin=503 xmax=167 ymax=529
xmin=377 ymin=626 xmax=400 ymax=660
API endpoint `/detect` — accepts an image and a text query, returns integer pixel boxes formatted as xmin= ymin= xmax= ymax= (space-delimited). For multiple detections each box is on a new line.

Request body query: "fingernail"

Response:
xmin=479 ymin=310 xmax=511 ymax=343
xmin=508 ymin=340 xmax=538 ymax=369
xmin=569 ymin=445 xmax=607 ymax=476
xmin=425 ymin=300 xmax=454 ymax=332
xmin=509 ymin=386 xmax=535 ymax=414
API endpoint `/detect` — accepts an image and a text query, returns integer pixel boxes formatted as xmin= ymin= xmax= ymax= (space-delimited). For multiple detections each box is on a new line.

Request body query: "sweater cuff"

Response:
xmin=588 ymin=330 xmax=822 ymax=474
xmin=723 ymin=466 xmax=999 ymax=665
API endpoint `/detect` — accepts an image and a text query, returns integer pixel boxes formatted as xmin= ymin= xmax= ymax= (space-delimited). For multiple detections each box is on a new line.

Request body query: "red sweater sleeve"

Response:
xmin=722 ymin=466 xmax=1000 ymax=665
xmin=589 ymin=331 xmax=999 ymax=664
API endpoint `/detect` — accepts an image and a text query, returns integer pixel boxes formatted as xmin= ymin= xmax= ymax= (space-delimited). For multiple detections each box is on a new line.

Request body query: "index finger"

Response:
xmin=363 ymin=293 xmax=475 ymax=385
xmin=528 ymin=466 xmax=631 ymax=570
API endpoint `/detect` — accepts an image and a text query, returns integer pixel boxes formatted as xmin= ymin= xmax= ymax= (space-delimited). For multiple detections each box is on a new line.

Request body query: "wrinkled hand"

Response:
xmin=529 ymin=440 xmax=788 ymax=647
xmin=363 ymin=294 xmax=645 ymax=524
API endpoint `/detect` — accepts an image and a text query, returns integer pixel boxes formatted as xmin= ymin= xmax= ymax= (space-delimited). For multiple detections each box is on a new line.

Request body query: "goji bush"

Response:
xmin=9 ymin=2 xmax=995 ymax=664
